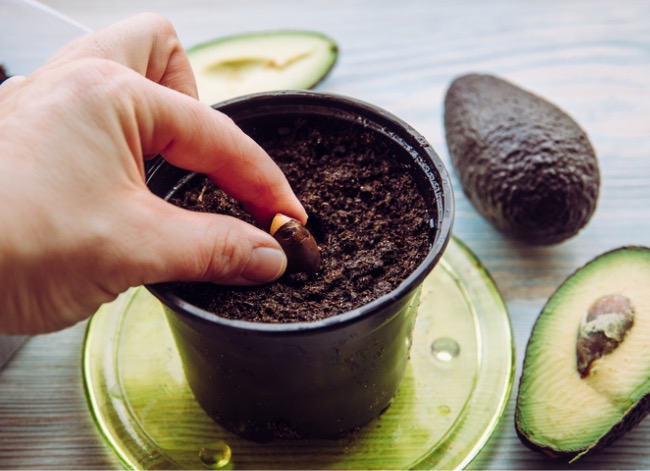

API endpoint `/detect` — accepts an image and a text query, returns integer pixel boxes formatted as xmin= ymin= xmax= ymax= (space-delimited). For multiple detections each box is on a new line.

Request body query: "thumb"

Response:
xmin=129 ymin=195 xmax=287 ymax=286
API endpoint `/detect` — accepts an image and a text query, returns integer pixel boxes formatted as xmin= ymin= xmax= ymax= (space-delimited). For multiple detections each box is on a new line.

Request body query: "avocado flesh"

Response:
xmin=516 ymin=247 xmax=650 ymax=461
xmin=187 ymin=31 xmax=338 ymax=105
xmin=444 ymin=73 xmax=600 ymax=245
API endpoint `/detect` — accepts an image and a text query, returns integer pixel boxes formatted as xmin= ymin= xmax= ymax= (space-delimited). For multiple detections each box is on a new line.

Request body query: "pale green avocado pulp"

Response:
xmin=187 ymin=31 xmax=338 ymax=105
xmin=516 ymin=247 xmax=650 ymax=460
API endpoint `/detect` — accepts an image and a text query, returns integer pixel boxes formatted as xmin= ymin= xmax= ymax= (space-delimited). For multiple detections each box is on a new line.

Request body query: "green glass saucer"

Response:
xmin=83 ymin=236 xmax=514 ymax=470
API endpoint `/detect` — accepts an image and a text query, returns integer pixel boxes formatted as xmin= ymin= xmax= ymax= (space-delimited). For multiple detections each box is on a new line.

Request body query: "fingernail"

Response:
xmin=242 ymin=247 xmax=287 ymax=283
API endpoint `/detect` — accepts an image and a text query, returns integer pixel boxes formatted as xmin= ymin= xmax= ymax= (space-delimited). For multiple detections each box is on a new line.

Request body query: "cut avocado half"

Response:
xmin=187 ymin=30 xmax=338 ymax=105
xmin=516 ymin=246 xmax=650 ymax=462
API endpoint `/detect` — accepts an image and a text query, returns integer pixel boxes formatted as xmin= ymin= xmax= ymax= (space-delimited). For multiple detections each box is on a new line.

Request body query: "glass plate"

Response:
xmin=83 ymin=236 xmax=514 ymax=470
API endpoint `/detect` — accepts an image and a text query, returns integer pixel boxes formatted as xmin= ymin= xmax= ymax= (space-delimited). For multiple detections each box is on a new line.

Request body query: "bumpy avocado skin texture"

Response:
xmin=515 ymin=247 xmax=650 ymax=462
xmin=444 ymin=73 xmax=600 ymax=245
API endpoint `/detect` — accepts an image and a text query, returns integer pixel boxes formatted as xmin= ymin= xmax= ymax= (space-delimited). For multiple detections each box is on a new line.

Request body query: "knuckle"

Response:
xmin=136 ymin=12 xmax=176 ymax=34
xmin=63 ymin=59 xmax=138 ymax=103
xmin=56 ymin=58 xmax=123 ymax=89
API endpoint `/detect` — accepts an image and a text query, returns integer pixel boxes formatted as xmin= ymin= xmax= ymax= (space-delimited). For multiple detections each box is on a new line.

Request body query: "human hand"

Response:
xmin=0 ymin=13 xmax=307 ymax=334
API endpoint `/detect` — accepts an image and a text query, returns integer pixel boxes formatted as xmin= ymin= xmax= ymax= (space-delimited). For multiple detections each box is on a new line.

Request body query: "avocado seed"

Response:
xmin=270 ymin=213 xmax=321 ymax=275
xmin=576 ymin=294 xmax=635 ymax=378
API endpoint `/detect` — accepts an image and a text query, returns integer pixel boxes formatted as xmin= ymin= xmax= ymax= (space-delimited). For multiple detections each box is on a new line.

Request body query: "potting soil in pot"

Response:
xmin=164 ymin=116 xmax=432 ymax=323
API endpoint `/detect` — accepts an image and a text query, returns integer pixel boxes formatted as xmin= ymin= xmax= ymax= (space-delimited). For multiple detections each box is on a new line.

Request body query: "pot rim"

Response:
xmin=146 ymin=90 xmax=454 ymax=334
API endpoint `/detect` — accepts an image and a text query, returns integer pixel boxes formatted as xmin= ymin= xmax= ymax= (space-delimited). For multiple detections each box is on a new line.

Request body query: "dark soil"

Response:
xmin=164 ymin=117 xmax=432 ymax=323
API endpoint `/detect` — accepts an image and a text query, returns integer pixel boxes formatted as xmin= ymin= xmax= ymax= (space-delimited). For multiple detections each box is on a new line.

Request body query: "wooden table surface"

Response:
xmin=2 ymin=0 xmax=650 ymax=469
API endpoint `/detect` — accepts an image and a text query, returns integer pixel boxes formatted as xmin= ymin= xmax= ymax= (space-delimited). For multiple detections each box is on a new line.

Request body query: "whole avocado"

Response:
xmin=444 ymin=73 xmax=600 ymax=245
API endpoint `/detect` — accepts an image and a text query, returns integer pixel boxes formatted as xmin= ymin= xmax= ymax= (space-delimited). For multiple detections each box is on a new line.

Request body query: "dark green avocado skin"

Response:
xmin=444 ymin=73 xmax=600 ymax=245
xmin=515 ymin=391 xmax=650 ymax=462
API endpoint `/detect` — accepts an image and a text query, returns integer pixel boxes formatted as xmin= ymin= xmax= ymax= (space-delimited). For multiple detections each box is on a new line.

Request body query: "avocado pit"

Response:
xmin=270 ymin=213 xmax=321 ymax=275
xmin=577 ymin=294 xmax=635 ymax=378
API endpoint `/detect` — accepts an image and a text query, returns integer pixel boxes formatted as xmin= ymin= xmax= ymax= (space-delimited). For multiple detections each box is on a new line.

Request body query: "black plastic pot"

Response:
xmin=146 ymin=90 xmax=454 ymax=441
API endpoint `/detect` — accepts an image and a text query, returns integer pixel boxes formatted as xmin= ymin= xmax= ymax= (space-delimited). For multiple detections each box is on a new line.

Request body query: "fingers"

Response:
xmin=128 ymin=195 xmax=287 ymax=286
xmin=48 ymin=13 xmax=198 ymax=98
xmin=45 ymin=13 xmax=306 ymax=228
xmin=134 ymin=77 xmax=307 ymax=227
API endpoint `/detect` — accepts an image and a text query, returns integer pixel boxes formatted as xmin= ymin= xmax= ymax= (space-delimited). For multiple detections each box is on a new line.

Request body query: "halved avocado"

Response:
xmin=516 ymin=246 xmax=650 ymax=462
xmin=187 ymin=31 xmax=338 ymax=105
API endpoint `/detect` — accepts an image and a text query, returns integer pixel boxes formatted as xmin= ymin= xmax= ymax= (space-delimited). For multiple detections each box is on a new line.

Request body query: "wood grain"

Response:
xmin=2 ymin=0 xmax=650 ymax=468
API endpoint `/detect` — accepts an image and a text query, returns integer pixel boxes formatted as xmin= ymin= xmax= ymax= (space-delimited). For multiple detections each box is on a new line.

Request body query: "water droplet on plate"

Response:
xmin=199 ymin=441 xmax=232 ymax=469
xmin=431 ymin=337 xmax=460 ymax=362
xmin=438 ymin=405 xmax=451 ymax=416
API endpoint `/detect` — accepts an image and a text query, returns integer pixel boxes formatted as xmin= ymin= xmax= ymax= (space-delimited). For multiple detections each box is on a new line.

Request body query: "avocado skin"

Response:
xmin=516 ymin=388 xmax=650 ymax=462
xmin=444 ymin=73 xmax=600 ymax=245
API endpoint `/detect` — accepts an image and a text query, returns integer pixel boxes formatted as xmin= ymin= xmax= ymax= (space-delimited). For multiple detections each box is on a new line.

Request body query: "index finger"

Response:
xmin=133 ymin=74 xmax=307 ymax=227
xmin=48 ymin=13 xmax=197 ymax=98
